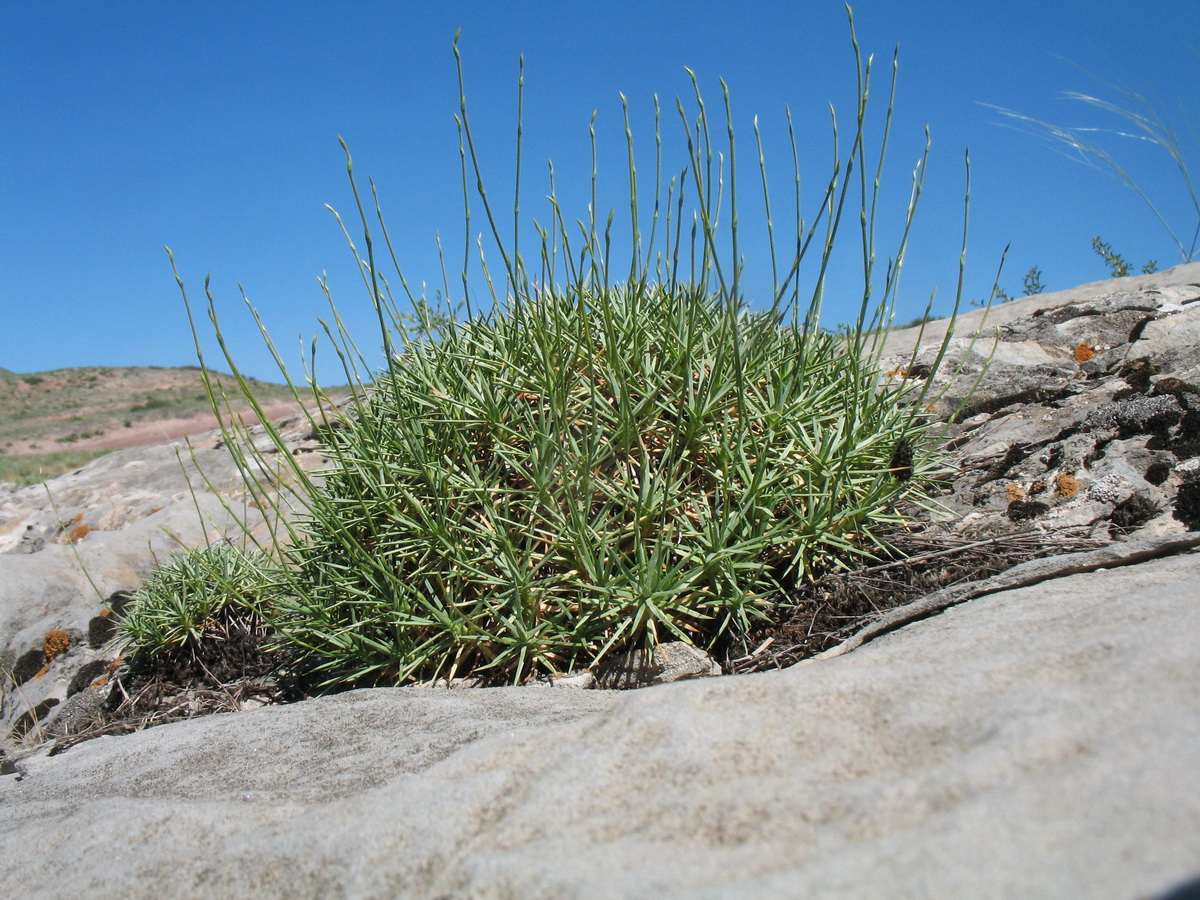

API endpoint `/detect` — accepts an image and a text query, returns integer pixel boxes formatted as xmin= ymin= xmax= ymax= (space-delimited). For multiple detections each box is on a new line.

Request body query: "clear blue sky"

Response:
xmin=3 ymin=0 xmax=1197 ymax=383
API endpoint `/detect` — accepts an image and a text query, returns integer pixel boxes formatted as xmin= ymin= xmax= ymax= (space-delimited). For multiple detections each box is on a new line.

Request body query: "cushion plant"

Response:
xmin=116 ymin=543 xmax=282 ymax=657
xmin=158 ymin=10 xmax=974 ymax=688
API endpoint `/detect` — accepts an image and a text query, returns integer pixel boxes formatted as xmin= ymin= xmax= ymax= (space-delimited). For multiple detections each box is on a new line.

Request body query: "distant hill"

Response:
xmin=0 ymin=365 xmax=344 ymax=486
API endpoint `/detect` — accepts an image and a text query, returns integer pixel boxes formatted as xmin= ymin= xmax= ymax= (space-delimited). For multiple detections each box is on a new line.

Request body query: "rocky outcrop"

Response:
xmin=1 ymin=536 xmax=1197 ymax=899
xmin=1 ymin=265 xmax=1199 ymax=898
xmin=880 ymin=262 xmax=1200 ymax=541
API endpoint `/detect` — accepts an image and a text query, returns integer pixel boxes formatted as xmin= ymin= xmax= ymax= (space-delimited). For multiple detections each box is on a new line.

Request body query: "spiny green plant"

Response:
xmin=163 ymin=9 xmax=975 ymax=688
xmin=115 ymin=543 xmax=282 ymax=657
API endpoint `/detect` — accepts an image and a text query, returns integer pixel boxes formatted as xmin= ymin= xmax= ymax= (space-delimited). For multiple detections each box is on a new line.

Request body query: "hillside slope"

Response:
xmin=0 ymin=366 xmax=319 ymax=484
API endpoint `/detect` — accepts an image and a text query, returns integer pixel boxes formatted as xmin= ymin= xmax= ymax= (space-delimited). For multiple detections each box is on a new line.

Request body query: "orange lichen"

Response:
xmin=1054 ymin=472 xmax=1082 ymax=499
xmin=42 ymin=629 xmax=71 ymax=664
xmin=53 ymin=513 xmax=92 ymax=544
xmin=66 ymin=523 xmax=91 ymax=543
xmin=1006 ymin=482 xmax=1028 ymax=501
xmin=1073 ymin=342 xmax=1096 ymax=363
xmin=1029 ymin=481 xmax=1047 ymax=496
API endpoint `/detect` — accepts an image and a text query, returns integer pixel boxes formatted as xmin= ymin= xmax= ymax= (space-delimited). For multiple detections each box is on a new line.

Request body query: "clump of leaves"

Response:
xmin=116 ymin=543 xmax=283 ymax=658
xmin=272 ymin=282 xmax=944 ymax=686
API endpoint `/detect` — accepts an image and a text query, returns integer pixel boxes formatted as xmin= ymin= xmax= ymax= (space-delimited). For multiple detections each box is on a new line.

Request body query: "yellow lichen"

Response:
xmin=1054 ymin=472 xmax=1082 ymax=499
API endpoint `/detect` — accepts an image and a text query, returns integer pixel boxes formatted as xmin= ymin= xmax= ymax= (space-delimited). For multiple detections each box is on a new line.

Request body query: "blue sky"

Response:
xmin=3 ymin=0 xmax=1197 ymax=383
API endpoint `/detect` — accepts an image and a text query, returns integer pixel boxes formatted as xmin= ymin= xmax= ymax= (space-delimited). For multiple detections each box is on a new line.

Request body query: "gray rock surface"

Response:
xmin=1 ymin=540 xmax=1197 ymax=899
xmin=880 ymin=261 xmax=1200 ymax=541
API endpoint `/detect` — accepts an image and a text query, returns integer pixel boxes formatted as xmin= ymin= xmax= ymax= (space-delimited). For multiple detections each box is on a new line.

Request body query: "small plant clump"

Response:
xmin=115 ymin=543 xmax=282 ymax=659
xmin=271 ymin=282 xmax=945 ymax=686
xmin=151 ymin=10 xmax=976 ymax=692
xmin=1092 ymin=236 xmax=1157 ymax=278
xmin=1022 ymin=266 xmax=1045 ymax=296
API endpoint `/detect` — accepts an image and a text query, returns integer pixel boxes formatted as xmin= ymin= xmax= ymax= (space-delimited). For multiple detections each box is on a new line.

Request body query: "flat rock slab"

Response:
xmin=3 ymin=547 xmax=1197 ymax=899
xmin=880 ymin=260 xmax=1200 ymax=357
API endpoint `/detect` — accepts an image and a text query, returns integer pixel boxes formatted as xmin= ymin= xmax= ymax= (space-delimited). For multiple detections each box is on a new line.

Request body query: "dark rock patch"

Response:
xmin=1173 ymin=472 xmax=1200 ymax=532
xmin=974 ymin=443 xmax=1034 ymax=487
xmin=1110 ymin=492 xmax=1160 ymax=534
xmin=9 ymin=698 xmax=58 ymax=741
xmin=1084 ymin=395 xmax=1183 ymax=439
xmin=889 ymin=440 xmax=914 ymax=481
xmin=87 ymin=592 xmax=133 ymax=648
xmin=87 ymin=615 xmax=115 ymax=649
xmin=1127 ymin=315 xmax=1155 ymax=344
xmin=1007 ymin=500 xmax=1049 ymax=522
xmin=1145 ymin=459 xmax=1173 ymax=486
xmin=957 ymin=386 xmax=1074 ymax=421
xmin=11 ymin=649 xmax=45 ymax=686
xmin=68 ymin=660 xmax=112 ymax=697
xmin=1118 ymin=357 xmax=1159 ymax=394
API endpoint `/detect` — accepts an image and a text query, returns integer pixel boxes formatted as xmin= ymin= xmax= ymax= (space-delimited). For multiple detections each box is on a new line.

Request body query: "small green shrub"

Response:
xmin=1022 ymin=266 xmax=1045 ymax=296
xmin=270 ymin=283 xmax=942 ymax=685
xmin=165 ymin=10 xmax=973 ymax=689
xmin=129 ymin=397 xmax=171 ymax=413
xmin=116 ymin=544 xmax=282 ymax=657
xmin=1091 ymin=236 xmax=1159 ymax=277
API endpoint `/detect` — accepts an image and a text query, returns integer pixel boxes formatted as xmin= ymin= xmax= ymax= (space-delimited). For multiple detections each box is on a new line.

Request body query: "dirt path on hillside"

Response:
xmin=70 ymin=400 xmax=309 ymax=453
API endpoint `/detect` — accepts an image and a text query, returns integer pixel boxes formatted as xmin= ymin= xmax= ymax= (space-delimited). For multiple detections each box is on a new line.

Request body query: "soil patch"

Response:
xmin=47 ymin=606 xmax=289 ymax=754
xmin=728 ymin=528 xmax=1110 ymax=674
xmin=0 ymin=366 xmax=334 ymax=484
